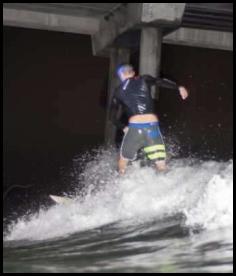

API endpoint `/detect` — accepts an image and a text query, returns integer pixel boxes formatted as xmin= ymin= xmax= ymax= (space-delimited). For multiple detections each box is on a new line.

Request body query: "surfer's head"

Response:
xmin=116 ymin=64 xmax=135 ymax=82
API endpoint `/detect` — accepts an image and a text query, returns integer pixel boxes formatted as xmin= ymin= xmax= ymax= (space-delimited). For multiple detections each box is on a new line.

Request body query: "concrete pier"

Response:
xmin=139 ymin=27 xmax=163 ymax=99
xmin=105 ymin=48 xmax=130 ymax=145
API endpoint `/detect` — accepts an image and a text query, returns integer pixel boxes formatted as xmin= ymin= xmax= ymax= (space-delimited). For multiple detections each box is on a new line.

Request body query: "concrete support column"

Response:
xmin=139 ymin=27 xmax=163 ymax=98
xmin=105 ymin=48 xmax=130 ymax=146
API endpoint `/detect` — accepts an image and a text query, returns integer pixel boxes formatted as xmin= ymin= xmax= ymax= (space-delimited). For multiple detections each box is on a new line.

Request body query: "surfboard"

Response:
xmin=49 ymin=195 xmax=74 ymax=205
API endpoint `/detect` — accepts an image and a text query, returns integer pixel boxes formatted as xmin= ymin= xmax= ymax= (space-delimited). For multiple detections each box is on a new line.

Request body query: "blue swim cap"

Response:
xmin=116 ymin=64 xmax=134 ymax=77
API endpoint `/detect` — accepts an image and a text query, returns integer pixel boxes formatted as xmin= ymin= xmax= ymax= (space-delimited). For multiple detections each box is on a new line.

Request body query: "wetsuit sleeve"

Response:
xmin=143 ymin=74 xmax=179 ymax=90
xmin=109 ymin=92 xmax=126 ymax=130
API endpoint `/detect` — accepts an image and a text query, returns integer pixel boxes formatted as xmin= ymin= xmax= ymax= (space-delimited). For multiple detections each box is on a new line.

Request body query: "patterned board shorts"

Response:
xmin=120 ymin=122 xmax=166 ymax=162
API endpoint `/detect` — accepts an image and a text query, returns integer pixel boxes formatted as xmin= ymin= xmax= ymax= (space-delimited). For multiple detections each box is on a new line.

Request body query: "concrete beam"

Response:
xmin=142 ymin=3 xmax=185 ymax=24
xmin=92 ymin=3 xmax=142 ymax=56
xmin=163 ymin=27 xmax=233 ymax=51
xmin=3 ymin=7 xmax=99 ymax=35
xmin=92 ymin=3 xmax=186 ymax=56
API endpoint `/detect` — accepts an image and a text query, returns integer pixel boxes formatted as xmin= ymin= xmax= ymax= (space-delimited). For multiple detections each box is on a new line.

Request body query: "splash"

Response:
xmin=4 ymin=148 xmax=233 ymax=241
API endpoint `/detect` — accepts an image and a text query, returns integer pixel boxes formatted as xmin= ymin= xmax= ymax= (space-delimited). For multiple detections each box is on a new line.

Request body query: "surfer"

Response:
xmin=109 ymin=64 xmax=189 ymax=174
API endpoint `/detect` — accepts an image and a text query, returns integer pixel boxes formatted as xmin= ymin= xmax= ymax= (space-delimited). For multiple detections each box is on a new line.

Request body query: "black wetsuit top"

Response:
xmin=109 ymin=75 xmax=179 ymax=129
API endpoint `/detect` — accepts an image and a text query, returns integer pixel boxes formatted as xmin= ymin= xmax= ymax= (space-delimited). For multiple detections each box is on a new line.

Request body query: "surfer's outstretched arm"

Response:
xmin=143 ymin=75 xmax=189 ymax=100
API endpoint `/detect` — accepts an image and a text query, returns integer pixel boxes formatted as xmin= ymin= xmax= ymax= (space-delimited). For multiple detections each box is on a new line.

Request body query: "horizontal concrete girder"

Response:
xmin=92 ymin=3 xmax=186 ymax=56
xmin=142 ymin=3 xmax=186 ymax=23
xmin=163 ymin=27 xmax=233 ymax=51
xmin=3 ymin=7 xmax=99 ymax=35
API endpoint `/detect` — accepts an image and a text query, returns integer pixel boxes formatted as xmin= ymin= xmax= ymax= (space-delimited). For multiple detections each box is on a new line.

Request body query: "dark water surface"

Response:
xmin=3 ymin=219 xmax=232 ymax=273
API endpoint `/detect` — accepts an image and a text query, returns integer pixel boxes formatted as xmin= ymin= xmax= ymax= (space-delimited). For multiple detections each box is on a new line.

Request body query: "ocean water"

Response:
xmin=3 ymin=149 xmax=233 ymax=273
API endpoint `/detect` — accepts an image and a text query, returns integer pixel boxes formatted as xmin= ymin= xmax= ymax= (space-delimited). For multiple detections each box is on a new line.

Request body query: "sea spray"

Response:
xmin=5 ymin=149 xmax=233 ymax=241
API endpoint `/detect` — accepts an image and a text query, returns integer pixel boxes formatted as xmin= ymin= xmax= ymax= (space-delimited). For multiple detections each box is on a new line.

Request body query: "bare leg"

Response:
xmin=118 ymin=157 xmax=129 ymax=175
xmin=155 ymin=160 xmax=167 ymax=172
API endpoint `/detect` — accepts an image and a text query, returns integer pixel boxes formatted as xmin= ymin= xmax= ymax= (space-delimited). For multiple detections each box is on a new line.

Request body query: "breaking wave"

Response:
xmin=4 ymin=148 xmax=233 ymax=241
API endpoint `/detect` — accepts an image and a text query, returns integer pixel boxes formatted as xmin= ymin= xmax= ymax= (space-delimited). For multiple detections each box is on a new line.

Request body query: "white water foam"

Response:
xmin=5 ymin=149 xmax=233 ymax=241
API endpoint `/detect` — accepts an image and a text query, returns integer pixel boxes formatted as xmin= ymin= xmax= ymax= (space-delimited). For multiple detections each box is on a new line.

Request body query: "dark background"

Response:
xmin=3 ymin=26 xmax=233 ymax=218
xmin=158 ymin=43 xmax=233 ymax=159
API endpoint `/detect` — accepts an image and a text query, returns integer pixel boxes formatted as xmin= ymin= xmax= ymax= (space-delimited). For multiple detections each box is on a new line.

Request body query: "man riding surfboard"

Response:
xmin=109 ymin=64 xmax=189 ymax=174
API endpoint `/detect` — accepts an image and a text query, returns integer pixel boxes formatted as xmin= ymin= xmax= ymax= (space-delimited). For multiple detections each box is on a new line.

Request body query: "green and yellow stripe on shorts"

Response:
xmin=144 ymin=144 xmax=166 ymax=161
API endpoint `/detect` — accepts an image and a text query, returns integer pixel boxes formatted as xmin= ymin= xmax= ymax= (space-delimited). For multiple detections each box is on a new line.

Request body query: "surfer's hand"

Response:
xmin=123 ymin=127 xmax=128 ymax=134
xmin=179 ymin=86 xmax=189 ymax=100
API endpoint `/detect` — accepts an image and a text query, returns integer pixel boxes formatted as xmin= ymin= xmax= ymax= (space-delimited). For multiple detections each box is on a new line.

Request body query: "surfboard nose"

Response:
xmin=49 ymin=195 xmax=74 ymax=205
